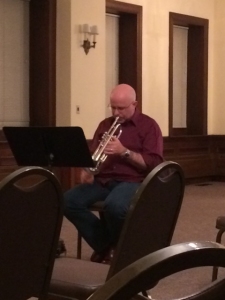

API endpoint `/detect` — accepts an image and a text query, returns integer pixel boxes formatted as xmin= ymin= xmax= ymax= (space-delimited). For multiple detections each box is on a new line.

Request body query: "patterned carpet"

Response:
xmin=59 ymin=182 xmax=225 ymax=299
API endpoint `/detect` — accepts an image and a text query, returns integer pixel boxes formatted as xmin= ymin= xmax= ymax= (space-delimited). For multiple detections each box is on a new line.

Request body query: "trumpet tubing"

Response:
xmin=89 ymin=117 xmax=122 ymax=173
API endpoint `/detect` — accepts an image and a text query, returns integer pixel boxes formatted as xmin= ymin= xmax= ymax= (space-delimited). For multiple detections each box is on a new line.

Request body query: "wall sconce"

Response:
xmin=81 ymin=24 xmax=98 ymax=55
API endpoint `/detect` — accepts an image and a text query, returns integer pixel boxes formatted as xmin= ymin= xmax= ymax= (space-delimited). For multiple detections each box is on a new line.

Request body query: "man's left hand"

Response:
xmin=104 ymin=136 xmax=126 ymax=156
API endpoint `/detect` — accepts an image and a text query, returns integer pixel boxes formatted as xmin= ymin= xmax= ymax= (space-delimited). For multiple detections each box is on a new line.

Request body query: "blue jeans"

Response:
xmin=64 ymin=180 xmax=140 ymax=253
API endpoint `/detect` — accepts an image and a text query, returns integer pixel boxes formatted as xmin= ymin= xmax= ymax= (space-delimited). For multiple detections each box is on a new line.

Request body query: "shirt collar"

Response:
xmin=109 ymin=109 xmax=141 ymax=127
xmin=123 ymin=109 xmax=140 ymax=127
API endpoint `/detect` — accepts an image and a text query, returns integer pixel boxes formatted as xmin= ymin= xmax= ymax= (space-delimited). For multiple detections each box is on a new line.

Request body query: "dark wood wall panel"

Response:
xmin=163 ymin=136 xmax=217 ymax=181
xmin=29 ymin=0 xmax=56 ymax=126
xmin=171 ymin=156 xmax=215 ymax=178
xmin=216 ymin=156 xmax=225 ymax=177
xmin=1 ymin=133 xmax=225 ymax=190
xmin=213 ymin=136 xmax=225 ymax=177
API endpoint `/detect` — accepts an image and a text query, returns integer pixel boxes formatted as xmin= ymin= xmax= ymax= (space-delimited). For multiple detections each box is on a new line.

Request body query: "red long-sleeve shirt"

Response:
xmin=90 ymin=109 xmax=163 ymax=183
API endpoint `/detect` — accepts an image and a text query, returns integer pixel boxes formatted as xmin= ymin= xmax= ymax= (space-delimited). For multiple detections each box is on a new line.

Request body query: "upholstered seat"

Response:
xmin=50 ymin=258 xmax=109 ymax=299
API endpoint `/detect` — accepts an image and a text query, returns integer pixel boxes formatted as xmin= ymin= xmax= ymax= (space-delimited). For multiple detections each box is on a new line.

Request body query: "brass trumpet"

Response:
xmin=89 ymin=116 xmax=122 ymax=173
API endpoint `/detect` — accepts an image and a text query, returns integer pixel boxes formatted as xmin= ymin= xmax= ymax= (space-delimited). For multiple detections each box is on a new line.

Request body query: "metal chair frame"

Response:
xmin=88 ymin=241 xmax=225 ymax=300
xmin=212 ymin=216 xmax=225 ymax=281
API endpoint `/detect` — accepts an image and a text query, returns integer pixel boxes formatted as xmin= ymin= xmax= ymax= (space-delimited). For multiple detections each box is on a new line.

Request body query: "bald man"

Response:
xmin=64 ymin=84 xmax=163 ymax=263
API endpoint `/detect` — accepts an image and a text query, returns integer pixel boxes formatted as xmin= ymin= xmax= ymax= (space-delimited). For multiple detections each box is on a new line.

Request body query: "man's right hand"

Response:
xmin=80 ymin=168 xmax=94 ymax=184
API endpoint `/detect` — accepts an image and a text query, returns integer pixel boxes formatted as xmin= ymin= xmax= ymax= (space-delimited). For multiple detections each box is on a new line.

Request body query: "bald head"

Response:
xmin=109 ymin=84 xmax=137 ymax=122
xmin=110 ymin=84 xmax=136 ymax=103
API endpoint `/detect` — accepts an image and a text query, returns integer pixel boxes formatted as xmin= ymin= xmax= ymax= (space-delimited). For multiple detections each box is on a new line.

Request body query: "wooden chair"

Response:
xmin=48 ymin=161 xmax=185 ymax=300
xmin=0 ymin=166 xmax=64 ymax=300
xmin=212 ymin=216 xmax=225 ymax=281
xmin=87 ymin=241 xmax=225 ymax=300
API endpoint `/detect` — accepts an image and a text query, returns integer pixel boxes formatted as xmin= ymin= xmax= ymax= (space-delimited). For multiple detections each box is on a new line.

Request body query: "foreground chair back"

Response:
xmin=0 ymin=166 xmax=63 ymax=300
xmin=87 ymin=241 xmax=225 ymax=300
xmin=107 ymin=160 xmax=185 ymax=278
xmin=48 ymin=161 xmax=185 ymax=300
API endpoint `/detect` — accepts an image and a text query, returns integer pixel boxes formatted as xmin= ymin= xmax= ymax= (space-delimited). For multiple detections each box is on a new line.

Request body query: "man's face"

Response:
xmin=109 ymin=95 xmax=137 ymax=123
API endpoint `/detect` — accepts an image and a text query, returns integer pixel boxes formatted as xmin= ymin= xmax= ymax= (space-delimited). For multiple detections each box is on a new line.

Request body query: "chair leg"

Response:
xmin=212 ymin=229 xmax=225 ymax=281
xmin=77 ymin=232 xmax=82 ymax=259
xmin=212 ymin=266 xmax=219 ymax=282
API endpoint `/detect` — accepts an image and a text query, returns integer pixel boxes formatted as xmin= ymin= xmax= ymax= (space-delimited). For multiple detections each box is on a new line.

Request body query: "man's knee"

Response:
xmin=64 ymin=186 xmax=94 ymax=214
xmin=104 ymin=199 xmax=128 ymax=220
xmin=63 ymin=188 xmax=80 ymax=215
xmin=63 ymin=194 xmax=72 ymax=218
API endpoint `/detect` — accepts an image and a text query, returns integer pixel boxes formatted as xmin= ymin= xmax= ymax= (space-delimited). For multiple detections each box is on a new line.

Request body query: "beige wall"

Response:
xmin=56 ymin=0 xmax=106 ymax=139
xmin=213 ymin=0 xmax=225 ymax=134
xmin=56 ymin=0 xmax=225 ymax=138
xmin=56 ymin=0 xmax=72 ymax=126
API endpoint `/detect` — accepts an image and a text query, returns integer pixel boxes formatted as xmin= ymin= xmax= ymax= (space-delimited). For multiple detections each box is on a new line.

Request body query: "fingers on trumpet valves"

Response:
xmin=89 ymin=117 xmax=121 ymax=173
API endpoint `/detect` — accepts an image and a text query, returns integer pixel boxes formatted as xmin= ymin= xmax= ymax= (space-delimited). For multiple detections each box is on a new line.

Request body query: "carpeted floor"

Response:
xmin=59 ymin=181 xmax=225 ymax=299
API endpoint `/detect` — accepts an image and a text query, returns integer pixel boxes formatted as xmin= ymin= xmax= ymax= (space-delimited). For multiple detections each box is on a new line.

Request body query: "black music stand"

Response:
xmin=3 ymin=126 xmax=94 ymax=169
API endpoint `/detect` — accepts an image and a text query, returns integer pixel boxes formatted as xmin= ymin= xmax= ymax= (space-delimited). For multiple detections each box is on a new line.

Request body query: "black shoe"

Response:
xmin=90 ymin=250 xmax=105 ymax=263
xmin=101 ymin=247 xmax=115 ymax=265
xmin=90 ymin=246 xmax=115 ymax=264
xmin=56 ymin=239 xmax=67 ymax=258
